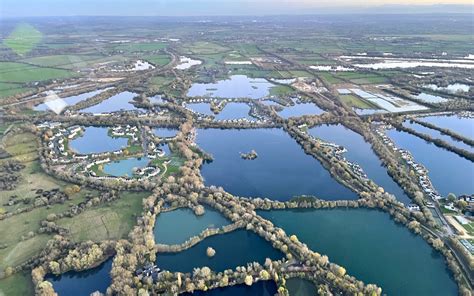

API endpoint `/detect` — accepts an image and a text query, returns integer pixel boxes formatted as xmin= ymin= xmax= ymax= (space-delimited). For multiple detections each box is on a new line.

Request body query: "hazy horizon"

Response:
xmin=1 ymin=0 xmax=473 ymax=17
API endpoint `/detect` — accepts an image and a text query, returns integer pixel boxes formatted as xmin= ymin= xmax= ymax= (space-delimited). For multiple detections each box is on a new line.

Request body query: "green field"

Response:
xmin=0 ymin=62 xmax=75 ymax=83
xmin=57 ymin=191 xmax=149 ymax=242
xmin=339 ymin=94 xmax=378 ymax=109
xmin=3 ymin=23 xmax=42 ymax=56
xmin=0 ymin=132 xmax=96 ymax=270
xmin=113 ymin=42 xmax=168 ymax=52
xmin=0 ymin=272 xmax=34 ymax=296
xmin=144 ymin=54 xmax=171 ymax=66
xmin=0 ymin=82 xmax=32 ymax=98
xmin=183 ymin=41 xmax=230 ymax=55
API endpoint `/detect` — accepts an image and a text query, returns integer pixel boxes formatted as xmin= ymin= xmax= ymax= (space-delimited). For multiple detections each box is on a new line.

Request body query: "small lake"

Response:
xmin=309 ymin=124 xmax=412 ymax=204
xmin=34 ymin=89 xmax=108 ymax=111
xmin=425 ymin=83 xmax=471 ymax=93
xmin=153 ymin=128 xmax=179 ymax=138
xmin=187 ymin=102 xmax=214 ymax=116
xmin=278 ymin=103 xmax=324 ymax=118
xmin=215 ymin=103 xmax=254 ymax=120
xmin=187 ymin=75 xmax=276 ymax=99
xmin=45 ymin=257 xmax=112 ymax=296
xmin=102 ymin=157 xmax=150 ymax=177
xmin=69 ymin=127 xmax=128 ymax=154
xmin=418 ymin=115 xmax=474 ymax=140
xmin=414 ymin=93 xmax=449 ymax=104
xmin=80 ymin=91 xmax=141 ymax=114
xmin=387 ymin=129 xmax=474 ymax=197
xmin=175 ymin=56 xmax=202 ymax=70
xmin=154 ymin=207 xmax=229 ymax=245
xmin=403 ymin=121 xmax=473 ymax=152
xmin=259 ymin=209 xmax=458 ymax=296
xmin=197 ymin=128 xmax=358 ymax=200
xmin=156 ymin=229 xmax=283 ymax=273
xmin=182 ymin=280 xmax=277 ymax=296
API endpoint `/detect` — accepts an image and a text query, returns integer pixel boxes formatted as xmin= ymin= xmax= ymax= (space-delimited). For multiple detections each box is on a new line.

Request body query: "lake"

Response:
xmin=259 ymin=208 xmax=458 ymax=296
xmin=309 ymin=124 xmax=412 ymax=204
xmin=34 ymin=88 xmax=108 ymax=111
xmin=414 ymin=92 xmax=449 ymax=104
xmin=187 ymin=102 xmax=214 ymax=116
xmin=187 ymin=75 xmax=276 ymax=99
xmin=387 ymin=129 xmax=474 ymax=197
xmin=80 ymin=91 xmax=140 ymax=114
xmin=278 ymin=103 xmax=324 ymax=118
xmin=156 ymin=229 xmax=283 ymax=273
xmin=69 ymin=127 xmax=128 ymax=154
xmin=214 ymin=103 xmax=254 ymax=120
xmin=196 ymin=128 xmax=358 ymax=200
xmin=45 ymin=257 xmax=112 ymax=296
xmin=418 ymin=115 xmax=474 ymax=140
xmin=403 ymin=120 xmax=473 ymax=152
xmin=102 ymin=157 xmax=150 ymax=177
xmin=154 ymin=207 xmax=230 ymax=245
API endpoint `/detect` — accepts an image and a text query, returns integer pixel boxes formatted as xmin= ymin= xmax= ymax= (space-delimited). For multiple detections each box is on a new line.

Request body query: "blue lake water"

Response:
xmin=403 ymin=121 xmax=473 ymax=152
xmin=187 ymin=75 xmax=276 ymax=99
xmin=46 ymin=257 xmax=112 ymax=296
xmin=259 ymin=209 xmax=458 ymax=296
xmin=309 ymin=124 xmax=411 ymax=204
xmin=69 ymin=127 xmax=128 ymax=154
xmin=80 ymin=91 xmax=140 ymax=114
xmin=154 ymin=207 xmax=230 ymax=245
xmin=34 ymin=89 xmax=108 ymax=111
xmin=278 ymin=103 xmax=324 ymax=118
xmin=419 ymin=115 xmax=474 ymax=140
xmin=215 ymin=103 xmax=254 ymax=120
xmin=196 ymin=128 xmax=358 ymax=200
xmin=387 ymin=129 xmax=474 ymax=197
xmin=181 ymin=281 xmax=278 ymax=296
xmin=414 ymin=93 xmax=449 ymax=104
xmin=187 ymin=102 xmax=214 ymax=116
xmin=103 ymin=157 xmax=150 ymax=177
xmin=156 ymin=229 xmax=283 ymax=273
xmin=153 ymin=128 xmax=179 ymax=138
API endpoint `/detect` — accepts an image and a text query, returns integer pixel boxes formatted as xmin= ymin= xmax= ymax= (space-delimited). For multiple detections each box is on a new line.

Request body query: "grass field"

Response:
xmin=57 ymin=191 xmax=149 ymax=242
xmin=339 ymin=94 xmax=378 ymax=109
xmin=269 ymin=85 xmax=295 ymax=97
xmin=0 ymin=132 xmax=96 ymax=270
xmin=3 ymin=23 xmax=42 ymax=56
xmin=183 ymin=41 xmax=230 ymax=55
xmin=0 ymin=82 xmax=32 ymax=98
xmin=113 ymin=42 xmax=167 ymax=53
xmin=0 ymin=271 xmax=34 ymax=296
xmin=144 ymin=54 xmax=171 ymax=66
xmin=0 ymin=62 xmax=75 ymax=83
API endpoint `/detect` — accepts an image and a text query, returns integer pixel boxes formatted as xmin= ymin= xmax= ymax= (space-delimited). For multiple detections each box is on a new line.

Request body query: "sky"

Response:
xmin=1 ymin=0 xmax=473 ymax=16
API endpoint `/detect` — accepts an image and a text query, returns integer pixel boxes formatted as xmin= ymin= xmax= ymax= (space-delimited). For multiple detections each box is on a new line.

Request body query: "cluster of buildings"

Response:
xmin=110 ymin=125 xmax=139 ymax=142
xmin=374 ymin=124 xmax=442 ymax=202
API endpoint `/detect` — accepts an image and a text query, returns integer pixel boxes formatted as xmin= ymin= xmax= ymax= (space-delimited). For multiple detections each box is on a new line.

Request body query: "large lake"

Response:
xmin=156 ymin=229 xmax=283 ymax=273
xmin=387 ymin=129 xmax=474 ymax=197
xmin=309 ymin=124 xmax=411 ymax=204
xmin=154 ymin=207 xmax=229 ymax=245
xmin=46 ymin=257 xmax=112 ymax=296
xmin=69 ymin=127 xmax=128 ymax=154
xmin=80 ymin=91 xmax=140 ymax=114
xmin=196 ymin=128 xmax=358 ymax=200
xmin=187 ymin=75 xmax=276 ymax=99
xmin=259 ymin=209 xmax=458 ymax=296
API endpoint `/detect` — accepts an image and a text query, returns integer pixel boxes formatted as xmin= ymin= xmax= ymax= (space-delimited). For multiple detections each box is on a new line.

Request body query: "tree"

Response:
xmin=244 ymin=275 xmax=253 ymax=286
xmin=206 ymin=247 xmax=216 ymax=257
xmin=447 ymin=193 xmax=457 ymax=203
